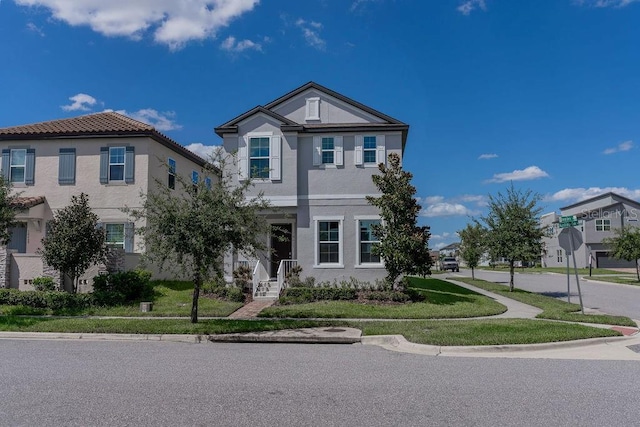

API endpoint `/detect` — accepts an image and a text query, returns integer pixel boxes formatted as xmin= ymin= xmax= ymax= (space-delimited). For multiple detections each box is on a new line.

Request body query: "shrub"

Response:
xmin=279 ymin=287 xmax=357 ymax=304
xmin=365 ymin=290 xmax=410 ymax=302
xmin=92 ymin=270 xmax=153 ymax=306
xmin=32 ymin=277 xmax=56 ymax=292
xmin=0 ymin=289 xmax=94 ymax=310
xmin=202 ymin=282 xmax=245 ymax=303
xmin=232 ymin=265 xmax=252 ymax=290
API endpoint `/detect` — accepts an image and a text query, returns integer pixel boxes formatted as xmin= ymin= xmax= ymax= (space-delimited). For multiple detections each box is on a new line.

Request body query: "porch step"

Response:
xmin=254 ymin=280 xmax=279 ymax=300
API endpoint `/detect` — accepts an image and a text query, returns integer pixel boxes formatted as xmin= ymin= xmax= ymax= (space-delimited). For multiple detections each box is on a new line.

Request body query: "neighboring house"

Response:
xmin=438 ymin=242 xmax=460 ymax=258
xmin=541 ymin=192 xmax=640 ymax=268
xmin=0 ymin=112 xmax=207 ymax=291
xmin=215 ymin=82 xmax=409 ymax=291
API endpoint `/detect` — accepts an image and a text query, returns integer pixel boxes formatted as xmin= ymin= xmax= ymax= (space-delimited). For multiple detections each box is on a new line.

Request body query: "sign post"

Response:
xmin=558 ymin=217 xmax=584 ymax=314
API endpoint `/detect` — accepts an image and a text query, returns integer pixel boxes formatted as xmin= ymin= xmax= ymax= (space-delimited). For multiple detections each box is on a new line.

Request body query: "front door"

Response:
xmin=270 ymin=224 xmax=292 ymax=279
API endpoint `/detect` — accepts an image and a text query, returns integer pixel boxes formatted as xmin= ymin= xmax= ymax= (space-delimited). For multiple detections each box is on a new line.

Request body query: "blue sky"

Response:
xmin=1 ymin=0 xmax=639 ymax=249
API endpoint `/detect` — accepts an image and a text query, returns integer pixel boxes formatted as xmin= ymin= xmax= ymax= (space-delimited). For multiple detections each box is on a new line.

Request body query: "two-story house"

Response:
xmin=215 ymin=82 xmax=409 ymax=293
xmin=541 ymin=192 xmax=640 ymax=269
xmin=0 ymin=112 xmax=207 ymax=291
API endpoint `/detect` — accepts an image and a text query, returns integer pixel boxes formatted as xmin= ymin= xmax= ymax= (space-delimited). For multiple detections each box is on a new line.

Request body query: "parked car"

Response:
xmin=441 ymin=257 xmax=460 ymax=272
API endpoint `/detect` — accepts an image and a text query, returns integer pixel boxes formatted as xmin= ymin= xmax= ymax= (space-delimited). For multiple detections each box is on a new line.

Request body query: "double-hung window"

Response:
xmin=355 ymin=135 xmax=385 ymax=166
xmin=249 ymin=137 xmax=270 ymax=179
xmin=358 ymin=219 xmax=382 ymax=265
xmin=313 ymin=136 xmax=343 ymax=167
xmin=168 ymin=158 xmax=176 ymax=190
xmin=237 ymin=134 xmax=281 ymax=181
xmin=556 ymin=249 xmax=563 ymax=263
xmin=100 ymin=146 xmax=134 ymax=184
xmin=10 ymin=149 xmax=26 ymax=183
xmin=595 ymin=219 xmax=611 ymax=231
xmin=103 ymin=222 xmax=134 ymax=253
xmin=1 ymin=148 xmax=35 ymax=185
xmin=315 ymin=216 xmax=344 ymax=267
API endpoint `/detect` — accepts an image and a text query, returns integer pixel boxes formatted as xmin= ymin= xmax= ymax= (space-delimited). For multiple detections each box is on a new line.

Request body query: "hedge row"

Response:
xmin=0 ymin=289 xmax=94 ymax=310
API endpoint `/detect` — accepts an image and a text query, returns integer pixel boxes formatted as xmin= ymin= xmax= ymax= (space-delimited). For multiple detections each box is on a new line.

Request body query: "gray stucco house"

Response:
xmin=541 ymin=192 xmax=640 ymax=269
xmin=216 ymin=82 xmax=409 ymax=295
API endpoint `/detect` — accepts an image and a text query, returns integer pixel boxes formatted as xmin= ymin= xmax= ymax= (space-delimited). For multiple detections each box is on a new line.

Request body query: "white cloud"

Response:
xmin=457 ymin=0 xmax=487 ymax=15
xmin=573 ymin=0 xmax=640 ymax=7
xmin=486 ymin=166 xmax=550 ymax=183
xmin=420 ymin=195 xmax=444 ymax=205
xmin=220 ymin=35 xmax=262 ymax=52
xmin=295 ymin=18 xmax=326 ymax=50
xmin=478 ymin=153 xmax=498 ymax=160
xmin=421 ymin=203 xmax=479 ymax=218
xmin=603 ymin=140 xmax=633 ymax=154
xmin=184 ymin=143 xmax=220 ymax=160
xmin=459 ymin=194 xmax=488 ymax=207
xmin=61 ymin=93 xmax=97 ymax=111
xmin=546 ymin=187 xmax=640 ymax=203
xmin=431 ymin=232 xmax=452 ymax=241
xmin=26 ymin=22 xmax=45 ymax=36
xmin=14 ymin=0 xmax=260 ymax=50
xmin=116 ymin=108 xmax=182 ymax=131
xmin=432 ymin=242 xmax=449 ymax=250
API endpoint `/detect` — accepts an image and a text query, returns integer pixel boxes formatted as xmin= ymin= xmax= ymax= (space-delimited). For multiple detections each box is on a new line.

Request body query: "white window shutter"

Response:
xmin=237 ymin=136 xmax=248 ymax=181
xmin=270 ymin=136 xmax=281 ymax=181
xmin=334 ymin=136 xmax=343 ymax=166
xmin=376 ymin=135 xmax=386 ymax=165
xmin=354 ymin=135 xmax=363 ymax=166
xmin=313 ymin=136 xmax=322 ymax=166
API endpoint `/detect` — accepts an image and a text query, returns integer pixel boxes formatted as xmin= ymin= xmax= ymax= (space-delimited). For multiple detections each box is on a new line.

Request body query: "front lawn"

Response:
xmin=259 ymin=277 xmax=507 ymax=319
xmin=453 ymin=277 xmax=636 ymax=327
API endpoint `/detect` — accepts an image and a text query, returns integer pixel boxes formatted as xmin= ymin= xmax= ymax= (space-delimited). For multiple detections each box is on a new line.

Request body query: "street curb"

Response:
xmin=0 ymin=331 xmax=203 ymax=343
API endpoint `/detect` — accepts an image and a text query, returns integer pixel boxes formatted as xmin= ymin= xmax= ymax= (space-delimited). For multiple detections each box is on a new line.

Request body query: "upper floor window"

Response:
xmin=305 ymin=97 xmax=320 ymax=121
xmin=595 ymin=219 xmax=611 ymax=231
xmin=313 ymin=136 xmax=343 ymax=167
xmin=168 ymin=158 xmax=176 ymax=190
xmin=249 ymin=137 xmax=270 ymax=179
xmin=1 ymin=148 xmax=35 ymax=185
xmin=100 ymin=146 xmax=134 ymax=184
xmin=237 ymin=134 xmax=281 ymax=182
xmin=205 ymin=176 xmax=212 ymax=190
xmin=355 ymin=135 xmax=386 ymax=167
xmin=10 ymin=149 xmax=26 ymax=183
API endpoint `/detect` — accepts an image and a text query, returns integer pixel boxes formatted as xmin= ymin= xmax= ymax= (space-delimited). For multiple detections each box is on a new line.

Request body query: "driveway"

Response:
xmin=455 ymin=269 xmax=640 ymax=320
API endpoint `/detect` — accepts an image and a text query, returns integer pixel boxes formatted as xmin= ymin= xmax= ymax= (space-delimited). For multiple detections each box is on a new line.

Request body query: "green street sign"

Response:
xmin=559 ymin=215 xmax=579 ymax=228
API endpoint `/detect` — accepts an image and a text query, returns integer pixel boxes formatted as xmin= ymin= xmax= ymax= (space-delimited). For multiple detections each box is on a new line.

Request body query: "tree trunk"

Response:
xmin=509 ymin=261 xmax=515 ymax=292
xmin=190 ymin=270 xmax=201 ymax=324
xmin=636 ymin=259 xmax=639 ymax=282
xmin=471 ymin=267 xmax=475 ymax=280
xmin=70 ymin=274 xmax=77 ymax=294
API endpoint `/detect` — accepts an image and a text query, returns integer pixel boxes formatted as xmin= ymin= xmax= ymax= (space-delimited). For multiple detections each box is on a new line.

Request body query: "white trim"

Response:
xmin=263 ymin=196 xmax=298 ymax=207
xmin=302 ymin=194 xmax=378 ymax=200
xmin=237 ymin=112 xmax=285 ymax=128
xmin=313 ymin=216 xmax=344 ymax=268
xmin=305 ymin=97 xmax=320 ymax=121
xmin=355 ymin=217 xmax=384 ymax=268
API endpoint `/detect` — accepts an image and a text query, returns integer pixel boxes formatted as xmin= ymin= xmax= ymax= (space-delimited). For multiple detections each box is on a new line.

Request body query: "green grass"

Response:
xmin=478 ymin=266 xmax=623 ymax=275
xmin=259 ymin=277 xmax=507 ymax=319
xmin=0 ymin=315 xmax=621 ymax=346
xmin=0 ymin=281 xmax=243 ymax=318
xmin=585 ymin=275 xmax=640 ymax=286
xmin=453 ymin=277 xmax=636 ymax=327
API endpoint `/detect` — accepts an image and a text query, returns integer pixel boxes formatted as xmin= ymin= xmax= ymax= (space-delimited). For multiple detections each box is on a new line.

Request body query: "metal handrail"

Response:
xmin=277 ymin=259 xmax=298 ymax=294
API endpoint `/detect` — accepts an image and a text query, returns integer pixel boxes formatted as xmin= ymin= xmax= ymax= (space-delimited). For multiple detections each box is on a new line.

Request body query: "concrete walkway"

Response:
xmin=227 ymin=299 xmax=275 ymax=319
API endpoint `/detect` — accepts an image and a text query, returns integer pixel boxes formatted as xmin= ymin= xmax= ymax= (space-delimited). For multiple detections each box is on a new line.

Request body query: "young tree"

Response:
xmin=39 ymin=193 xmax=106 ymax=293
xmin=367 ymin=153 xmax=431 ymax=287
xmin=603 ymin=227 xmax=640 ymax=281
xmin=480 ymin=184 xmax=544 ymax=291
xmin=458 ymin=222 xmax=486 ymax=280
xmin=0 ymin=176 xmax=17 ymax=245
xmin=128 ymin=153 xmax=271 ymax=323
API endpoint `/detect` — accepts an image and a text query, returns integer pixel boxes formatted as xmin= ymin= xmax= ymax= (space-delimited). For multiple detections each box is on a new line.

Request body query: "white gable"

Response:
xmin=270 ymin=89 xmax=386 ymax=125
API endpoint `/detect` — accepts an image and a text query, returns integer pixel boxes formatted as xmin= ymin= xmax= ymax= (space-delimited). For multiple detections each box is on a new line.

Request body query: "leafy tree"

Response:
xmin=603 ymin=227 xmax=640 ymax=281
xmin=39 ymin=193 xmax=106 ymax=293
xmin=367 ymin=153 xmax=431 ymax=287
xmin=0 ymin=176 xmax=18 ymax=245
xmin=458 ymin=222 xmax=486 ymax=280
xmin=128 ymin=153 xmax=271 ymax=323
xmin=480 ymin=184 xmax=544 ymax=291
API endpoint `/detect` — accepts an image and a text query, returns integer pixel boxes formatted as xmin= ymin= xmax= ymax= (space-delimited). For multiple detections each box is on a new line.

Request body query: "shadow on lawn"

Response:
xmin=406 ymin=277 xmax=479 ymax=305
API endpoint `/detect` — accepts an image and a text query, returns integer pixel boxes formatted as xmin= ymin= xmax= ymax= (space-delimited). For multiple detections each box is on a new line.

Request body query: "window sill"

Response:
xmin=316 ymin=164 xmax=339 ymax=169
xmin=105 ymin=181 xmax=129 ymax=186
xmin=355 ymin=264 xmax=385 ymax=269
xmin=313 ymin=264 xmax=344 ymax=269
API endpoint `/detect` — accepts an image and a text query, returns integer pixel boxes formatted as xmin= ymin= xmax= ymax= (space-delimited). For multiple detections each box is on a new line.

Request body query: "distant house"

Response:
xmin=541 ymin=192 xmax=640 ymax=269
xmin=438 ymin=242 xmax=460 ymax=258
xmin=0 ymin=112 xmax=207 ymax=291
xmin=215 ymin=81 xmax=409 ymax=294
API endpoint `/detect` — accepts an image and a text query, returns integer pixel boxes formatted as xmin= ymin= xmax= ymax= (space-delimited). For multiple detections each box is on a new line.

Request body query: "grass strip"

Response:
xmin=584 ymin=276 xmax=640 ymax=286
xmin=477 ymin=266 xmax=622 ymax=275
xmin=259 ymin=278 xmax=507 ymax=319
xmin=0 ymin=316 xmax=620 ymax=346
xmin=453 ymin=277 xmax=636 ymax=327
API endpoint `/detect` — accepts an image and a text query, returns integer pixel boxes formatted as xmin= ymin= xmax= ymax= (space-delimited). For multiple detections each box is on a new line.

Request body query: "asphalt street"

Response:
xmin=455 ymin=269 xmax=640 ymax=320
xmin=2 ymin=339 xmax=640 ymax=426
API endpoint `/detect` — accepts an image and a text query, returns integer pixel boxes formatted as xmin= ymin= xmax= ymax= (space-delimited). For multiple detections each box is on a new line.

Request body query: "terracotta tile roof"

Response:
xmin=0 ymin=111 xmax=153 ymax=136
xmin=11 ymin=195 xmax=45 ymax=209
xmin=0 ymin=112 xmax=207 ymax=167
